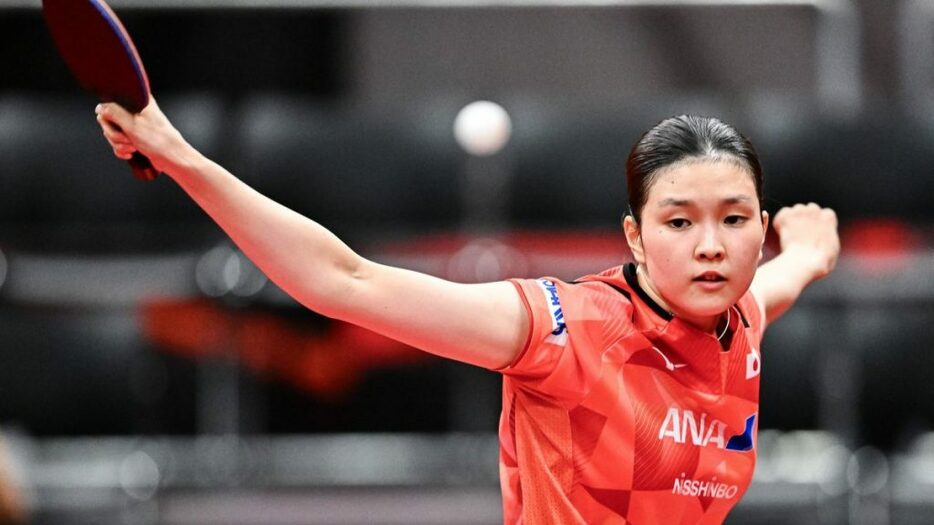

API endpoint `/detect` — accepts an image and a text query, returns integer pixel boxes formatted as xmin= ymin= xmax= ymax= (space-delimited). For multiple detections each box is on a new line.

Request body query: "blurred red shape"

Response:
xmin=842 ymin=218 xmax=921 ymax=272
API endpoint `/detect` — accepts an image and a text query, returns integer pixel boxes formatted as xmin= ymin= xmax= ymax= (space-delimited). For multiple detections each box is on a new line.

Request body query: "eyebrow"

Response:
xmin=658 ymin=195 xmax=754 ymax=207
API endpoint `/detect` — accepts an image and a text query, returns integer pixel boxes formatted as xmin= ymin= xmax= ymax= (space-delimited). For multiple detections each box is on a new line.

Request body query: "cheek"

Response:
xmin=739 ymin=227 xmax=766 ymax=256
xmin=646 ymin=228 xmax=762 ymax=274
xmin=729 ymin=231 xmax=766 ymax=279
xmin=642 ymin=229 xmax=694 ymax=285
xmin=644 ymin=227 xmax=695 ymax=261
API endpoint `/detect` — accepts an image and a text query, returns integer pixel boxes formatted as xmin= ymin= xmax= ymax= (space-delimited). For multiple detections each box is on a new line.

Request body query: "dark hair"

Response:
xmin=626 ymin=115 xmax=763 ymax=223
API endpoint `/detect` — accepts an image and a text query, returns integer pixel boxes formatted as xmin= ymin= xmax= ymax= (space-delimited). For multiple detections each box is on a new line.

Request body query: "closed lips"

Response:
xmin=694 ymin=272 xmax=726 ymax=281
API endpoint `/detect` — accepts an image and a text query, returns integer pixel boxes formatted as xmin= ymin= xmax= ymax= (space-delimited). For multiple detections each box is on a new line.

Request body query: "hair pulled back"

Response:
xmin=626 ymin=115 xmax=763 ymax=223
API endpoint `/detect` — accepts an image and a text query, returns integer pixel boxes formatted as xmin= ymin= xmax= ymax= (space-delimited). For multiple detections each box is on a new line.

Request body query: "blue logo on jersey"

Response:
xmin=725 ymin=414 xmax=756 ymax=452
xmin=540 ymin=280 xmax=567 ymax=336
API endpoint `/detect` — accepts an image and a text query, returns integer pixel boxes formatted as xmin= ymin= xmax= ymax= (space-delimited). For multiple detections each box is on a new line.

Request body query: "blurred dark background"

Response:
xmin=0 ymin=0 xmax=932 ymax=523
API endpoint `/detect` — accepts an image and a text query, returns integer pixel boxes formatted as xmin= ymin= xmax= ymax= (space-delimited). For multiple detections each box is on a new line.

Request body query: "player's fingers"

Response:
xmin=114 ymin=143 xmax=136 ymax=155
xmin=97 ymin=115 xmax=131 ymax=145
xmin=96 ymin=113 xmax=128 ymax=139
xmin=113 ymin=143 xmax=136 ymax=160
xmin=771 ymin=206 xmax=790 ymax=228
xmin=96 ymin=102 xmax=134 ymax=132
xmin=800 ymin=203 xmax=834 ymax=225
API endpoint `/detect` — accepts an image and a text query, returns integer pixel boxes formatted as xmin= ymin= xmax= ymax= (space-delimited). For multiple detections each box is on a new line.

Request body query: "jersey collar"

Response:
xmin=622 ymin=263 xmax=674 ymax=322
xmin=587 ymin=263 xmax=749 ymax=353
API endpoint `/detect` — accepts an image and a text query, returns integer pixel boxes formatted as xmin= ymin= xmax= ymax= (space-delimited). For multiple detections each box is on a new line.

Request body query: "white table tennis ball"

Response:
xmin=453 ymin=101 xmax=512 ymax=156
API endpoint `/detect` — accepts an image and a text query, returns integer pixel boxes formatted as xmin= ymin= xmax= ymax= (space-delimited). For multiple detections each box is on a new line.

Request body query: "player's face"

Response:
xmin=625 ymin=159 xmax=767 ymax=332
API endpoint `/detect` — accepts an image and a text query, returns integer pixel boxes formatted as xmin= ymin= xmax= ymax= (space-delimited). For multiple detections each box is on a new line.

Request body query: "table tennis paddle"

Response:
xmin=42 ymin=0 xmax=159 ymax=182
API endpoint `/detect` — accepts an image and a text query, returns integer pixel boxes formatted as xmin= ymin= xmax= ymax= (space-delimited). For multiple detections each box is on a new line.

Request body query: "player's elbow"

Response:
xmin=296 ymin=255 xmax=370 ymax=319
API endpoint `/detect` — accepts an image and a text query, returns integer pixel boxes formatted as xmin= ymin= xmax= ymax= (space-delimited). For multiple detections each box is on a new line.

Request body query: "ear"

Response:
xmin=623 ymin=215 xmax=646 ymax=265
xmin=758 ymin=210 xmax=770 ymax=263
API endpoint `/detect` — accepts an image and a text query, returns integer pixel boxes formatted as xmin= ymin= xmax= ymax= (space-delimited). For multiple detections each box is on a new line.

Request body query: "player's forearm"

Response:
xmin=752 ymin=245 xmax=827 ymax=324
xmin=754 ymin=204 xmax=840 ymax=326
xmin=166 ymin=147 xmax=365 ymax=314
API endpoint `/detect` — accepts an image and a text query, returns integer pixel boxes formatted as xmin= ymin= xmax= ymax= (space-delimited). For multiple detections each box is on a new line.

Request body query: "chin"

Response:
xmin=679 ymin=292 xmax=741 ymax=317
xmin=680 ymin=305 xmax=730 ymax=320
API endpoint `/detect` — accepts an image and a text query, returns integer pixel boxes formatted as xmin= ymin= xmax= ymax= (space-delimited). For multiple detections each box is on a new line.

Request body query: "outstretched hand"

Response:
xmin=751 ymin=203 xmax=840 ymax=326
xmin=95 ymin=98 xmax=191 ymax=176
xmin=772 ymin=203 xmax=840 ymax=281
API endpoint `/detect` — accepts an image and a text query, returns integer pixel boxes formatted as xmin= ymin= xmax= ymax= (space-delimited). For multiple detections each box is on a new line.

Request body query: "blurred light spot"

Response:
xmin=119 ymin=451 xmax=160 ymax=501
xmin=196 ymin=246 xmax=267 ymax=299
xmin=222 ymin=254 xmax=242 ymax=291
xmin=847 ymin=446 xmax=889 ymax=496
xmin=197 ymin=246 xmax=236 ymax=297
xmin=447 ymin=239 xmax=528 ymax=282
xmin=230 ymin=253 xmax=267 ymax=298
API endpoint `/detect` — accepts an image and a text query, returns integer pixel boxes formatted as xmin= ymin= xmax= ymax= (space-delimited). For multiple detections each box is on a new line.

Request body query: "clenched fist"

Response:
xmin=772 ymin=203 xmax=840 ymax=280
xmin=95 ymin=98 xmax=192 ymax=177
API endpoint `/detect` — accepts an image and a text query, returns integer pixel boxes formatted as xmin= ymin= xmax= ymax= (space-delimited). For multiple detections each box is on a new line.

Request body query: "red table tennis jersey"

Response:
xmin=497 ymin=263 xmax=763 ymax=524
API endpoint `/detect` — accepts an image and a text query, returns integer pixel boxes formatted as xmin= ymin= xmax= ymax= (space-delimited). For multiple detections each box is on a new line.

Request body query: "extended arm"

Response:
xmin=750 ymin=203 xmax=840 ymax=327
xmin=95 ymin=100 xmax=527 ymax=370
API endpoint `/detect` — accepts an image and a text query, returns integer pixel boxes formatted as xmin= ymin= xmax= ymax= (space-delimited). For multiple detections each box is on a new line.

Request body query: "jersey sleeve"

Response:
xmin=496 ymin=277 xmax=610 ymax=406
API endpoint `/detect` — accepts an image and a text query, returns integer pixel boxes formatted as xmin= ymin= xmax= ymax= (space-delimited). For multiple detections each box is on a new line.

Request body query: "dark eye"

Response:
xmin=668 ymin=218 xmax=691 ymax=230
xmin=725 ymin=215 xmax=748 ymax=226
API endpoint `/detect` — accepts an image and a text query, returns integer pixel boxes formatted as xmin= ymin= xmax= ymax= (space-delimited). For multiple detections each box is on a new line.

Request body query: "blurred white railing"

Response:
xmin=4 ymin=429 xmax=931 ymax=523
xmin=0 ymin=430 xmax=863 ymax=523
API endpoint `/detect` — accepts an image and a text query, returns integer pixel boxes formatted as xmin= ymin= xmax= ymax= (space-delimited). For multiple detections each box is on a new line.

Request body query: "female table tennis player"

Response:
xmin=96 ymin=101 xmax=839 ymax=524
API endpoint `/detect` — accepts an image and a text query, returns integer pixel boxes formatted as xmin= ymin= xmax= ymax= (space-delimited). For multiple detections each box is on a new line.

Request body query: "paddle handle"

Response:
xmin=102 ymin=113 xmax=159 ymax=181
xmin=129 ymin=151 xmax=159 ymax=182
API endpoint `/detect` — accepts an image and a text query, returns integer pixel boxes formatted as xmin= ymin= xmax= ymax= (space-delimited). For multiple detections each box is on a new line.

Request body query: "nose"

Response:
xmin=695 ymin=224 xmax=725 ymax=261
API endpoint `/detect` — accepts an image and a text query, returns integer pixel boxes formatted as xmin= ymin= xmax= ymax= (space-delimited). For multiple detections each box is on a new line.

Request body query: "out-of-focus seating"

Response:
xmin=0 ymin=93 xmax=225 ymax=239
xmin=505 ymin=96 xmax=735 ymax=228
xmin=230 ymin=94 xmax=463 ymax=238
xmin=750 ymin=112 xmax=934 ymax=222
